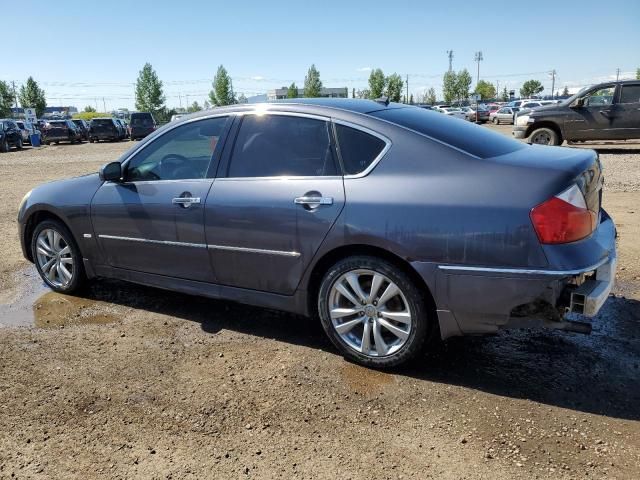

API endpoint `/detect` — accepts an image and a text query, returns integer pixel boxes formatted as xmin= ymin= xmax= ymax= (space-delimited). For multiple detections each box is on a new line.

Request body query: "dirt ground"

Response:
xmin=0 ymin=128 xmax=639 ymax=479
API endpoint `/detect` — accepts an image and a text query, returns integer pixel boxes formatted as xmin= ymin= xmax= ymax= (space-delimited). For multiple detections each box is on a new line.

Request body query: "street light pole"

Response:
xmin=474 ymin=51 xmax=483 ymax=123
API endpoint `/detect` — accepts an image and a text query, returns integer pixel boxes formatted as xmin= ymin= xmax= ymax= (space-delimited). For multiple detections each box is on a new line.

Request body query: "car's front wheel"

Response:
xmin=31 ymin=220 xmax=86 ymax=293
xmin=16 ymin=138 xmax=23 ymax=150
xmin=493 ymin=117 xmax=499 ymax=124
xmin=0 ymin=139 xmax=8 ymax=152
xmin=318 ymin=256 xmax=433 ymax=368
xmin=529 ymin=127 xmax=560 ymax=146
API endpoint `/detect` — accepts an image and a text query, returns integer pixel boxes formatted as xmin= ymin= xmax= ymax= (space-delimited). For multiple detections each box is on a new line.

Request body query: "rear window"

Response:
xmin=131 ymin=114 xmax=154 ymax=127
xmin=370 ymin=107 xmax=525 ymax=159
xmin=91 ymin=119 xmax=113 ymax=126
xmin=49 ymin=121 xmax=66 ymax=127
xmin=335 ymin=124 xmax=387 ymax=175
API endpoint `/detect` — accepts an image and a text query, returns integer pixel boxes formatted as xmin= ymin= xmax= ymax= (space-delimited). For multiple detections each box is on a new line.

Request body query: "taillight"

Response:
xmin=530 ymin=184 xmax=597 ymax=244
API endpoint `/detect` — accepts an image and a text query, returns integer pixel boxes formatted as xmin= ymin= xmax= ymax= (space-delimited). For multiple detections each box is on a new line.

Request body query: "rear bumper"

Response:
xmin=412 ymin=212 xmax=617 ymax=338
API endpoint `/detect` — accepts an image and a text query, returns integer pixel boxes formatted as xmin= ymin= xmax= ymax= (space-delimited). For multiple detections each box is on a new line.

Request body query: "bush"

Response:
xmin=72 ymin=111 xmax=112 ymax=121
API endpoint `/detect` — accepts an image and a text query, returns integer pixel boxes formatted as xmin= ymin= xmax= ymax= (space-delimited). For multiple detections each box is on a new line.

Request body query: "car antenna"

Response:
xmin=374 ymin=96 xmax=390 ymax=106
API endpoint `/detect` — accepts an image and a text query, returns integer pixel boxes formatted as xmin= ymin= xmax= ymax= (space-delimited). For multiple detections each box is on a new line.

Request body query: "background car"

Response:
xmin=15 ymin=121 xmax=38 ymax=145
xmin=434 ymin=106 xmax=467 ymax=120
xmin=43 ymin=120 xmax=82 ymax=145
xmin=114 ymin=119 xmax=127 ymax=140
xmin=71 ymin=119 xmax=90 ymax=141
xmin=89 ymin=118 xmax=121 ymax=142
xmin=17 ymin=99 xmax=616 ymax=369
xmin=491 ymin=106 xmax=517 ymax=124
xmin=466 ymin=106 xmax=490 ymax=123
xmin=129 ymin=112 xmax=156 ymax=140
xmin=0 ymin=119 xmax=24 ymax=152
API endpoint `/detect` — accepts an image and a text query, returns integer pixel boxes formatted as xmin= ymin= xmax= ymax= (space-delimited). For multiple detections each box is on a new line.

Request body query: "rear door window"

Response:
xmin=620 ymin=84 xmax=640 ymax=104
xmin=227 ymin=114 xmax=337 ymax=177
xmin=334 ymin=123 xmax=387 ymax=175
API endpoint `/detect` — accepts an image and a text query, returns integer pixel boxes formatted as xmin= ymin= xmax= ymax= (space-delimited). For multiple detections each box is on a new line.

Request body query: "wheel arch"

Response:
xmin=23 ymin=209 xmax=78 ymax=262
xmin=305 ymin=244 xmax=437 ymax=320
xmin=527 ymin=121 xmax=564 ymax=143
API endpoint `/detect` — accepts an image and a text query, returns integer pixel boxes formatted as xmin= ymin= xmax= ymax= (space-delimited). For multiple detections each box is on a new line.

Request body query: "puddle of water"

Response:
xmin=0 ymin=266 xmax=120 ymax=329
xmin=341 ymin=362 xmax=394 ymax=394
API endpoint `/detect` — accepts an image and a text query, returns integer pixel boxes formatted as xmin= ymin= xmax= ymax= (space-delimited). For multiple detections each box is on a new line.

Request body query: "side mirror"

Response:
xmin=572 ymin=98 xmax=585 ymax=108
xmin=99 ymin=161 xmax=122 ymax=182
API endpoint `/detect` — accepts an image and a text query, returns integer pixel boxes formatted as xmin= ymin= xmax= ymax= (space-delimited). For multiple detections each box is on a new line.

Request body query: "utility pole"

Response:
xmin=496 ymin=80 xmax=499 ymax=100
xmin=94 ymin=98 xmax=98 ymax=111
xmin=446 ymin=50 xmax=454 ymax=72
xmin=474 ymin=51 xmax=483 ymax=85
xmin=178 ymin=93 xmax=182 ymax=109
xmin=406 ymin=74 xmax=409 ymax=104
xmin=102 ymin=97 xmax=106 ymax=112
xmin=550 ymin=69 xmax=556 ymax=99
xmin=616 ymin=68 xmax=620 ymax=81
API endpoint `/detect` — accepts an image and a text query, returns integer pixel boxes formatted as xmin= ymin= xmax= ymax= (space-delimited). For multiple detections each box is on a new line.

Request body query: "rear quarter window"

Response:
xmin=370 ymin=107 xmax=525 ymax=159
xmin=335 ymin=124 xmax=387 ymax=175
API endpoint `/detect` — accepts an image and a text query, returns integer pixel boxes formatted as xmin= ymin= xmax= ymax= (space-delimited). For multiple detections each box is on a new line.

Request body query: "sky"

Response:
xmin=3 ymin=0 xmax=639 ymax=111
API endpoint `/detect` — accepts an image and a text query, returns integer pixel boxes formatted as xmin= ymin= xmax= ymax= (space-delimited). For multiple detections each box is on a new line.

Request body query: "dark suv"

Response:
xmin=129 ymin=112 xmax=156 ymax=140
xmin=0 ymin=119 xmax=24 ymax=152
xmin=43 ymin=120 xmax=82 ymax=145
xmin=513 ymin=80 xmax=640 ymax=145
xmin=89 ymin=118 xmax=121 ymax=142
xmin=72 ymin=119 xmax=90 ymax=141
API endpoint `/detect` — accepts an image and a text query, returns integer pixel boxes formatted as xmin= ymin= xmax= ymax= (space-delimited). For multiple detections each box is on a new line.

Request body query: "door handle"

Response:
xmin=172 ymin=197 xmax=201 ymax=208
xmin=294 ymin=196 xmax=333 ymax=206
xmin=599 ymin=109 xmax=612 ymax=117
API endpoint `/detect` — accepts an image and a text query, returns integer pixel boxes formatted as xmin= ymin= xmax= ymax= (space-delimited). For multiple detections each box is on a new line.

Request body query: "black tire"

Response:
xmin=31 ymin=219 xmax=86 ymax=294
xmin=318 ymin=256 xmax=434 ymax=368
xmin=89 ymin=138 xmax=94 ymax=143
xmin=529 ymin=127 xmax=560 ymax=146
xmin=16 ymin=138 xmax=23 ymax=150
xmin=493 ymin=117 xmax=499 ymax=125
xmin=1 ymin=139 xmax=8 ymax=152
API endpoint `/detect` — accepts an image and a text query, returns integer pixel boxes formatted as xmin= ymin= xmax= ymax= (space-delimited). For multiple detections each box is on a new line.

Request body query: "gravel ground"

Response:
xmin=0 ymin=129 xmax=639 ymax=479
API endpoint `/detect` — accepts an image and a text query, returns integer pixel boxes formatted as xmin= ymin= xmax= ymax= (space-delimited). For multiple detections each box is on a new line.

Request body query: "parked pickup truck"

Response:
xmin=513 ymin=80 xmax=640 ymax=145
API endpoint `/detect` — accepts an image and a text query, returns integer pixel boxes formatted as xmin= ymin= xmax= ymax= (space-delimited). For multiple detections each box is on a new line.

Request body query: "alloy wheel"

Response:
xmin=328 ymin=269 xmax=412 ymax=357
xmin=35 ymin=228 xmax=74 ymax=288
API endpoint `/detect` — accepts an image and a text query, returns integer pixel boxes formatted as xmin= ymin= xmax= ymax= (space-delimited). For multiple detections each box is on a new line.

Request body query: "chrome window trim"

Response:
xmin=234 ymin=110 xmax=330 ymax=122
xmin=215 ymin=175 xmax=343 ymax=182
xmin=332 ymin=119 xmax=392 ymax=179
xmin=97 ymin=234 xmax=300 ymax=257
xmin=208 ymin=244 xmax=300 ymax=257
xmin=438 ymin=256 xmax=610 ymax=276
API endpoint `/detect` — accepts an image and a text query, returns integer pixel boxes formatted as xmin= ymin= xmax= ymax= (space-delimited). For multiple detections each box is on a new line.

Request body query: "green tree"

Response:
xmin=237 ymin=93 xmax=247 ymax=104
xmin=287 ymin=82 xmax=299 ymax=98
xmin=474 ymin=80 xmax=496 ymax=100
xmin=72 ymin=111 xmax=111 ymax=121
xmin=520 ymin=79 xmax=544 ymax=98
xmin=425 ymin=87 xmax=437 ymax=104
xmin=18 ymin=77 xmax=46 ymax=117
xmin=0 ymin=81 xmax=14 ymax=118
xmin=303 ymin=64 xmax=322 ymax=98
xmin=636 ymin=68 xmax=640 ymax=80
xmin=562 ymin=86 xmax=570 ymax=96
xmin=209 ymin=65 xmax=236 ymax=106
xmin=83 ymin=105 xmax=96 ymax=113
xmin=409 ymin=93 xmax=414 ymax=105
xmin=442 ymin=71 xmax=457 ymax=103
xmin=351 ymin=87 xmax=356 ymax=99
xmin=187 ymin=101 xmax=201 ymax=113
xmin=455 ymin=69 xmax=472 ymax=103
xmin=134 ymin=63 xmax=165 ymax=115
xmin=385 ymin=73 xmax=404 ymax=102
xmin=368 ymin=68 xmax=386 ymax=99
xmin=500 ymin=86 xmax=509 ymax=102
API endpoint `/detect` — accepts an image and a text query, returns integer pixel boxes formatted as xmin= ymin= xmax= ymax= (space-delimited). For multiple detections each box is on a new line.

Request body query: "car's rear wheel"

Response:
xmin=31 ymin=220 xmax=86 ymax=294
xmin=0 ymin=139 xmax=8 ymax=152
xmin=318 ymin=256 xmax=433 ymax=368
xmin=16 ymin=138 xmax=23 ymax=150
xmin=529 ymin=127 xmax=560 ymax=146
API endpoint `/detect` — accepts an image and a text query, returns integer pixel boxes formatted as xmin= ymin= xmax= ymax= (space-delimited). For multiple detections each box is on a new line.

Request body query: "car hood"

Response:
xmin=527 ymin=103 xmax=566 ymax=116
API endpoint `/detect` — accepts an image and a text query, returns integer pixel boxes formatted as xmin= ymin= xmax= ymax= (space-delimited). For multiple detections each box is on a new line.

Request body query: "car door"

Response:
xmin=204 ymin=112 xmax=345 ymax=295
xmin=613 ymin=83 xmax=640 ymax=139
xmin=91 ymin=115 xmax=231 ymax=282
xmin=565 ymin=84 xmax=618 ymax=140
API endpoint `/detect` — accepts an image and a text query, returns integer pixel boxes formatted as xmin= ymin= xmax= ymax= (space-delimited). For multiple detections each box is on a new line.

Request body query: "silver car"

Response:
xmin=491 ymin=107 xmax=517 ymax=125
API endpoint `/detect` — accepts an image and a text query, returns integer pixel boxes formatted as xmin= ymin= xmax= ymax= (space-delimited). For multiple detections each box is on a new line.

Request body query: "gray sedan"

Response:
xmin=18 ymin=99 xmax=616 ymax=368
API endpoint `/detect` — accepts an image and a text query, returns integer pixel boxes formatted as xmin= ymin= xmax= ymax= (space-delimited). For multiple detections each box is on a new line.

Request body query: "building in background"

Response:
xmin=266 ymin=87 xmax=348 ymax=101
